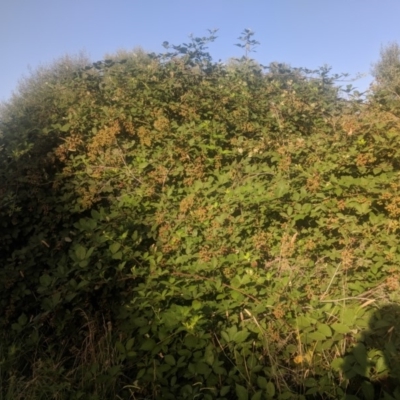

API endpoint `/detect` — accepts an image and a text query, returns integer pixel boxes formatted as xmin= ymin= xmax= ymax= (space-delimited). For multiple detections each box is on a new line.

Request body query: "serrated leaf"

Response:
xmin=275 ymin=181 xmax=289 ymax=198
xmin=317 ymin=323 xmax=332 ymax=337
xmin=331 ymin=357 xmax=345 ymax=371
xmin=51 ymin=292 xmax=61 ymax=307
xmin=195 ymin=362 xmax=211 ymax=375
xmin=115 ymin=341 xmax=125 ymax=354
xmin=184 ymin=335 xmax=199 ymax=348
xmin=140 ymin=339 xmax=156 ymax=351
xmin=11 ymin=323 xmax=21 ymax=332
xmin=75 ymin=245 xmax=86 ymax=261
xmin=304 ymin=377 xmax=317 ymax=387
xmin=86 ymin=247 xmax=95 ymax=258
xmin=355 ymin=201 xmax=370 ymax=215
xmin=164 ymin=354 xmax=176 ymax=366
xmin=110 ymin=242 xmax=121 ymax=254
xmin=352 ymin=343 xmax=367 ymax=368
xmin=91 ymin=209 xmax=101 ymax=220
xmin=192 ymin=299 xmax=202 ymax=310
xmin=126 ymin=338 xmax=134 ymax=351
xmin=297 ymin=315 xmax=313 ymax=329
xmin=257 ymin=376 xmax=268 ymax=389
xmin=307 ymin=331 xmax=326 ymax=341
xmin=278 ymin=391 xmax=294 ymax=399
xmin=317 ymin=338 xmax=334 ymax=352
xmin=375 ymin=354 xmax=389 ymax=374
xmin=39 ymin=274 xmax=51 ymax=287
xmin=220 ymin=386 xmax=230 ymax=396
xmin=136 ymin=368 xmax=146 ymax=380
xmin=331 ymin=322 xmax=350 ymax=334
xmin=233 ymin=329 xmax=250 ymax=344
xmin=235 ymin=383 xmax=248 ymax=400
xmin=266 ymin=381 xmax=275 ymax=397
xmin=204 ymin=345 xmax=214 ymax=366
xmin=112 ymin=251 xmax=123 ymax=260
xmin=18 ymin=313 xmax=27 ymax=326
xmin=251 ymin=391 xmax=262 ymax=400
xmin=60 ymin=123 xmax=70 ymax=132
xmin=342 ymin=307 xmax=358 ymax=326
xmin=361 ymin=380 xmax=375 ymax=400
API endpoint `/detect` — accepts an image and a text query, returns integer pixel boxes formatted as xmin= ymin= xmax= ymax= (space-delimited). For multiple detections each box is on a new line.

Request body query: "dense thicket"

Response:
xmin=2 ymin=34 xmax=400 ymax=399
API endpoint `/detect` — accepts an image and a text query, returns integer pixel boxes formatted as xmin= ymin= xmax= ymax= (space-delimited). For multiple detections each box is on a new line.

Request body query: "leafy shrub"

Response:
xmin=1 ymin=31 xmax=400 ymax=399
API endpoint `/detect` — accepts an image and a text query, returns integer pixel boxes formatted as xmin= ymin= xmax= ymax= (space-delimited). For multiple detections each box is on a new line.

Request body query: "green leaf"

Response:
xmin=331 ymin=357 xmax=345 ymax=371
xmin=184 ymin=335 xmax=199 ymax=348
xmin=304 ymin=378 xmax=317 ymax=387
xmin=222 ymin=324 xmax=238 ymax=342
xmin=361 ymin=380 xmax=375 ymax=400
xmin=251 ymin=391 xmax=262 ymax=400
xmin=204 ymin=345 xmax=214 ymax=366
xmin=109 ymin=365 xmax=121 ymax=377
xmin=220 ymin=386 xmax=231 ymax=396
xmin=375 ymin=354 xmax=389 ymax=374
xmin=233 ymin=329 xmax=250 ymax=344
xmin=164 ymin=354 xmax=176 ymax=366
xmin=86 ymin=247 xmax=95 ymax=258
xmin=11 ymin=323 xmax=22 ymax=332
xmin=195 ymin=362 xmax=211 ymax=375
xmin=307 ymin=331 xmax=326 ymax=341
xmin=266 ymin=381 xmax=275 ymax=397
xmin=317 ymin=339 xmax=334 ymax=352
xmin=257 ymin=376 xmax=268 ymax=389
xmin=235 ymin=384 xmax=248 ymax=400
xmin=126 ymin=338 xmax=134 ymax=351
xmin=140 ymin=339 xmax=156 ymax=351
xmin=331 ymin=322 xmax=350 ymax=334
xmin=115 ymin=341 xmax=125 ymax=354
xmin=60 ymin=123 xmax=71 ymax=132
xmin=18 ymin=313 xmax=28 ymax=326
xmin=278 ymin=391 xmax=294 ymax=399
xmin=51 ymin=292 xmax=61 ymax=308
xmin=192 ymin=299 xmax=202 ymax=310
xmin=39 ymin=274 xmax=51 ymax=287
xmin=373 ymin=167 xmax=382 ymax=175
xmin=297 ymin=315 xmax=314 ymax=329
xmin=110 ymin=242 xmax=121 ymax=254
xmin=352 ymin=343 xmax=368 ymax=369
xmin=355 ymin=202 xmax=370 ymax=215
xmin=275 ymin=181 xmax=289 ymax=198
xmin=75 ymin=245 xmax=87 ymax=261
xmin=317 ymin=323 xmax=332 ymax=337
xmin=341 ymin=307 xmax=358 ymax=326
xmin=112 ymin=251 xmax=123 ymax=260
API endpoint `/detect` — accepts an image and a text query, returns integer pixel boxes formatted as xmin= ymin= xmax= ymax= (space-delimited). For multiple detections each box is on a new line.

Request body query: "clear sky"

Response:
xmin=1 ymin=0 xmax=400 ymax=102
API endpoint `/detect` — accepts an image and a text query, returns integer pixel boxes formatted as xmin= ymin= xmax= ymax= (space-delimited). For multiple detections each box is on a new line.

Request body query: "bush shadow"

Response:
xmin=342 ymin=303 xmax=400 ymax=399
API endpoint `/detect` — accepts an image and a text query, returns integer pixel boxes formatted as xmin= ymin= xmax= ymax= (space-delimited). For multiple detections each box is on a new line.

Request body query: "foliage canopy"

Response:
xmin=2 ymin=31 xmax=400 ymax=399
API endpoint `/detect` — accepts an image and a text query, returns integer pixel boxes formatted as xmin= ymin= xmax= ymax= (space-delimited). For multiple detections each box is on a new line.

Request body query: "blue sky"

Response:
xmin=1 ymin=0 xmax=400 ymax=102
